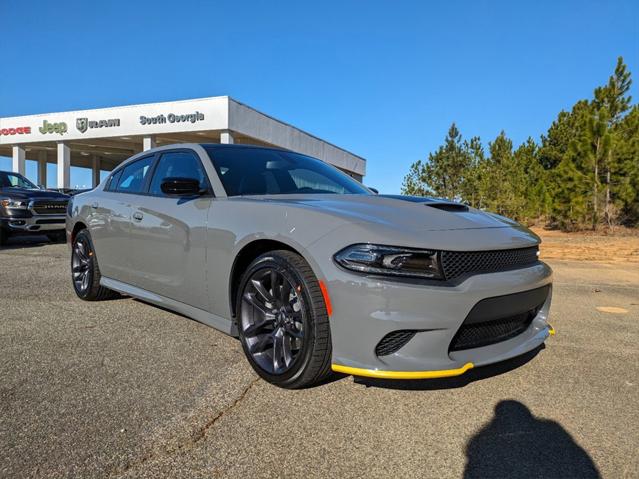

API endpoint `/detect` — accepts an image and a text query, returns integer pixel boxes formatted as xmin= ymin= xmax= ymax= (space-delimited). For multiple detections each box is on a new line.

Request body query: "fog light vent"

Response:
xmin=375 ymin=330 xmax=418 ymax=356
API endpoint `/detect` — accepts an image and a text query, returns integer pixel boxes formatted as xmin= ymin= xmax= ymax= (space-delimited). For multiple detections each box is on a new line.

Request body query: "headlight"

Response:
xmin=334 ymin=244 xmax=443 ymax=279
xmin=0 ymin=198 xmax=28 ymax=209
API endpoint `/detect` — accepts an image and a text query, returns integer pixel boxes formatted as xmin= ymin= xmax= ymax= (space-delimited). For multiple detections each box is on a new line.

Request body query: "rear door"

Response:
xmin=89 ymin=155 xmax=155 ymax=283
xmin=127 ymin=149 xmax=212 ymax=310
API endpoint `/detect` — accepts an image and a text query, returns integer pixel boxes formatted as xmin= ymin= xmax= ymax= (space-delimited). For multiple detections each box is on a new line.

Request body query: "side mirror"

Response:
xmin=160 ymin=177 xmax=203 ymax=196
xmin=368 ymin=187 xmax=379 ymax=194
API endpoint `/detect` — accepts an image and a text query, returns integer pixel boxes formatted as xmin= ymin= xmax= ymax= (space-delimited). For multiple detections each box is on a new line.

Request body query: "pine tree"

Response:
xmin=594 ymin=56 xmax=632 ymax=124
xmin=461 ymin=136 xmax=485 ymax=208
xmin=402 ymin=123 xmax=473 ymax=200
xmin=592 ymin=56 xmax=634 ymax=225
xmin=424 ymin=123 xmax=473 ymax=200
xmin=400 ymin=56 xmax=637 ymax=231
xmin=482 ymin=131 xmax=515 ymax=216
xmin=402 ymin=159 xmax=433 ymax=196
xmin=613 ymin=105 xmax=639 ymax=224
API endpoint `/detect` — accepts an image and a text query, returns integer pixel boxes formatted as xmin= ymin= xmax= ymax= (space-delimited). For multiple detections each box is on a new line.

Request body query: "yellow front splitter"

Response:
xmin=331 ymin=362 xmax=474 ymax=380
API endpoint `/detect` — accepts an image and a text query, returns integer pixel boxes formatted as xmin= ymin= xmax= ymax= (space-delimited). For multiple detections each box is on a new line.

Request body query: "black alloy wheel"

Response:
xmin=237 ymin=250 xmax=332 ymax=388
xmin=241 ymin=267 xmax=305 ymax=375
xmin=71 ymin=229 xmax=118 ymax=301
xmin=72 ymin=234 xmax=93 ymax=295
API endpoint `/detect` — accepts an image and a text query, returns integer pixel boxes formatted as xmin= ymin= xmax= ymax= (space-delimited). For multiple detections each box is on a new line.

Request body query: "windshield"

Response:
xmin=204 ymin=147 xmax=370 ymax=196
xmin=0 ymin=171 xmax=38 ymax=189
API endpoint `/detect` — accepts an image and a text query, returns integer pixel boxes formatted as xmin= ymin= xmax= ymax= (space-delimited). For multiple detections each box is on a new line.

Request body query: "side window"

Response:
xmin=105 ymin=169 xmax=123 ymax=192
xmin=149 ymin=151 xmax=209 ymax=196
xmin=115 ymin=156 xmax=155 ymax=194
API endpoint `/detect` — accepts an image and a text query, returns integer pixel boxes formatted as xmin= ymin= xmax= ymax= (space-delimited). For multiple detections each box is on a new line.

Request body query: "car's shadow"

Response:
xmin=354 ymin=345 xmax=544 ymax=390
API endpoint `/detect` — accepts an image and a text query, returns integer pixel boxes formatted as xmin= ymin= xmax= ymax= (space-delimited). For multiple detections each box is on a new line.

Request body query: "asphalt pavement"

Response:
xmin=1 ymin=236 xmax=637 ymax=478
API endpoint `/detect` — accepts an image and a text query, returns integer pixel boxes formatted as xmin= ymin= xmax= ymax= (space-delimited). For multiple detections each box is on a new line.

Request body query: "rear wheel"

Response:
xmin=237 ymin=250 xmax=332 ymax=389
xmin=71 ymin=229 xmax=118 ymax=301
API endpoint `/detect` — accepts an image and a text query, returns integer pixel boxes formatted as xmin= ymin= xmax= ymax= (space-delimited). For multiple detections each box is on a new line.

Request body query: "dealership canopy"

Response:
xmin=0 ymin=96 xmax=366 ymax=188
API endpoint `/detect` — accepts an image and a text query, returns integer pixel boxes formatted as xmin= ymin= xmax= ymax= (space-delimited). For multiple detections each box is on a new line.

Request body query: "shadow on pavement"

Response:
xmin=355 ymin=344 xmax=544 ymax=391
xmin=0 ymin=235 xmax=55 ymax=250
xmin=464 ymin=400 xmax=600 ymax=478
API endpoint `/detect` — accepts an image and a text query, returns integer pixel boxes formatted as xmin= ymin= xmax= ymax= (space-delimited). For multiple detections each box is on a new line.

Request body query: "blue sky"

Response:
xmin=1 ymin=0 xmax=637 ymax=192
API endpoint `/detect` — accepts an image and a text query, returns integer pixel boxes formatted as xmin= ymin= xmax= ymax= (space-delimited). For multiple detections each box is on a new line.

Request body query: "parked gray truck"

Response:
xmin=0 ymin=170 xmax=69 ymax=245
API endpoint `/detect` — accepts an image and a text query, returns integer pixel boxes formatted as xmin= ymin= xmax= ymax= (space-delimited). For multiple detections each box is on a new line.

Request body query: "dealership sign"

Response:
xmin=76 ymin=117 xmax=121 ymax=133
xmin=140 ymin=111 xmax=205 ymax=125
xmin=0 ymin=126 xmax=31 ymax=136
xmin=0 ymin=98 xmax=228 ymax=145
xmin=39 ymin=120 xmax=68 ymax=135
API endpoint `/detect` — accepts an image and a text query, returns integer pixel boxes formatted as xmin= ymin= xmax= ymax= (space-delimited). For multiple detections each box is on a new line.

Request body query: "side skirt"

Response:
xmin=100 ymin=277 xmax=237 ymax=336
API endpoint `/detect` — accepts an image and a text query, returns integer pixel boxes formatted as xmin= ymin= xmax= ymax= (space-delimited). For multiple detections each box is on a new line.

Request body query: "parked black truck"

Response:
xmin=0 ymin=170 xmax=69 ymax=246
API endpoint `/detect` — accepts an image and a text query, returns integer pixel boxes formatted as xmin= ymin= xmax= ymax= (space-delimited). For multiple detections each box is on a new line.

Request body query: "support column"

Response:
xmin=12 ymin=146 xmax=26 ymax=175
xmin=143 ymin=136 xmax=156 ymax=151
xmin=57 ymin=142 xmax=70 ymax=189
xmin=37 ymin=150 xmax=48 ymax=187
xmin=220 ymin=130 xmax=234 ymax=144
xmin=91 ymin=155 xmax=101 ymax=188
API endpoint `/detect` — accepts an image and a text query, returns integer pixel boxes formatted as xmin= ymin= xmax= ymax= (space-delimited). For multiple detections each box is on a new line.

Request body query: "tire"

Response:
xmin=71 ymin=229 xmax=118 ymax=301
xmin=0 ymin=228 xmax=8 ymax=247
xmin=47 ymin=231 xmax=66 ymax=243
xmin=236 ymin=250 xmax=333 ymax=389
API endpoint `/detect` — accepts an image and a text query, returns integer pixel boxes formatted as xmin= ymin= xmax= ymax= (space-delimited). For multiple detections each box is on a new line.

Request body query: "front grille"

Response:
xmin=441 ymin=246 xmax=539 ymax=281
xmin=449 ymin=310 xmax=538 ymax=351
xmin=449 ymin=285 xmax=550 ymax=352
xmin=375 ymin=330 xmax=418 ymax=356
xmin=31 ymin=200 xmax=68 ymax=215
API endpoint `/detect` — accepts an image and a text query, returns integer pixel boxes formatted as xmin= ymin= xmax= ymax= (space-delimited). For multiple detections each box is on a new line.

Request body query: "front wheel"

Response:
xmin=237 ymin=250 xmax=333 ymax=389
xmin=71 ymin=229 xmax=118 ymax=301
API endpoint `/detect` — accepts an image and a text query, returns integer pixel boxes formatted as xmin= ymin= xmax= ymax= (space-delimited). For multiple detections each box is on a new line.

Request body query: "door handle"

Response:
xmin=91 ymin=202 xmax=99 ymax=209
xmin=132 ymin=212 xmax=144 ymax=221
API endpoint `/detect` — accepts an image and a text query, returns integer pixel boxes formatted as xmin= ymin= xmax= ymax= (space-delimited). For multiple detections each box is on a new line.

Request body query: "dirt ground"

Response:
xmin=533 ymin=227 xmax=639 ymax=263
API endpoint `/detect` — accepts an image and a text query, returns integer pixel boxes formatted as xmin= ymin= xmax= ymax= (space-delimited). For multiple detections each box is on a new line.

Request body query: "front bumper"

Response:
xmin=1 ymin=214 xmax=67 ymax=233
xmin=323 ymin=261 xmax=553 ymax=378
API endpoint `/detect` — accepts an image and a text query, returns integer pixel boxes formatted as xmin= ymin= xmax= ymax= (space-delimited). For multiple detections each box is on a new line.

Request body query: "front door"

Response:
xmin=127 ymin=150 xmax=212 ymax=310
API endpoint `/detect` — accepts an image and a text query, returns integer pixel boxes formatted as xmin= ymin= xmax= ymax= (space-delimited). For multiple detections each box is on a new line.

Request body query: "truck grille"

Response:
xmin=441 ymin=246 xmax=539 ymax=281
xmin=31 ymin=200 xmax=68 ymax=215
xmin=36 ymin=218 xmax=65 ymax=225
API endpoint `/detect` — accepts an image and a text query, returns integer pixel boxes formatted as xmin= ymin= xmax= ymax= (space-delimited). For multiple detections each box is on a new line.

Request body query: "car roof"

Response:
xmin=200 ymin=143 xmax=289 ymax=153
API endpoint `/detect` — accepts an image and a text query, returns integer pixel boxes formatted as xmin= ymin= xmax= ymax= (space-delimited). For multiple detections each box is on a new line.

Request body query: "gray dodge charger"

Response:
xmin=67 ymin=144 xmax=554 ymax=388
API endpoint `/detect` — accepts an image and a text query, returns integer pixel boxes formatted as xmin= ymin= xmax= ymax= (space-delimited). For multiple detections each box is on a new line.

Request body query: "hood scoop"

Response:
xmin=379 ymin=194 xmax=469 ymax=212
xmin=426 ymin=202 xmax=469 ymax=213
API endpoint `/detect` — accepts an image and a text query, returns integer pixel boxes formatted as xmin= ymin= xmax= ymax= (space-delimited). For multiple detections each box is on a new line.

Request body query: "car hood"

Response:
xmin=247 ymin=194 xmax=531 ymax=233
xmin=0 ymin=187 xmax=70 ymax=201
